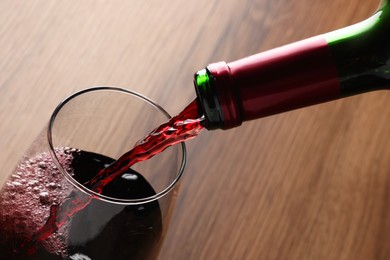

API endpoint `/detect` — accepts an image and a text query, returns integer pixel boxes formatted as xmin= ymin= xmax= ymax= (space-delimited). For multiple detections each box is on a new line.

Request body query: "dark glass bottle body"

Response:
xmin=194 ymin=0 xmax=390 ymax=130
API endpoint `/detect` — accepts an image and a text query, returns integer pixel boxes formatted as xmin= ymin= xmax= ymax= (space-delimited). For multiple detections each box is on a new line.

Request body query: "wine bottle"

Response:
xmin=194 ymin=0 xmax=390 ymax=130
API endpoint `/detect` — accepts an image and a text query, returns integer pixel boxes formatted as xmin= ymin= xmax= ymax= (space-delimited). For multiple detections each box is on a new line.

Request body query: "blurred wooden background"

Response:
xmin=1 ymin=0 xmax=389 ymax=259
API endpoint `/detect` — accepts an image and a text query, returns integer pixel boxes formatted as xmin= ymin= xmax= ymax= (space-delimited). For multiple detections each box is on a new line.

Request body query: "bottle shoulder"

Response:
xmin=326 ymin=6 xmax=390 ymax=93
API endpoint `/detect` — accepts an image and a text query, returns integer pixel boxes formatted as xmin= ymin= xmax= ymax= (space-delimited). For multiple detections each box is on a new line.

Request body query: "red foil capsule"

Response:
xmin=200 ymin=36 xmax=341 ymax=129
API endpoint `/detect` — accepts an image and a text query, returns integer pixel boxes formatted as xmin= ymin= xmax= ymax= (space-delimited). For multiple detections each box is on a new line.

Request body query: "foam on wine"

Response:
xmin=0 ymin=149 xmax=74 ymax=258
xmin=0 ymin=99 xmax=202 ymax=259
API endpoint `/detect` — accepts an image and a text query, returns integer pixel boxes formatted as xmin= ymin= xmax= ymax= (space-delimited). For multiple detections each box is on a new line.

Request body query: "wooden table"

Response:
xmin=1 ymin=0 xmax=389 ymax=259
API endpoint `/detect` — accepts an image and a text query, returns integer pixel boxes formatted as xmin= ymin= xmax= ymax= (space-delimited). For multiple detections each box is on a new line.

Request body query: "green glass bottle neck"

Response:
xmin=194 ymin=69 xmax=225 ymax=129
xmin=194 ymin=2 xmax=390 ymax=130
xmin=325 ymin=1 xmax=390 ymax=95
xmin=324 ymin=11 xmax=382 ymax=46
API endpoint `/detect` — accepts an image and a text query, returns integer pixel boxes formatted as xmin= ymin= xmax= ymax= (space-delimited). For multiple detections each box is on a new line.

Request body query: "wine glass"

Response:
xmin=0 ymin=87 xmax=186 ymax=260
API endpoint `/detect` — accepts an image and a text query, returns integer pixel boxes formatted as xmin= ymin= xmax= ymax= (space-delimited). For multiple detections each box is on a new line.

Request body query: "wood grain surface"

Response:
xmin=1 ymin=0 xmax=389 ymax=259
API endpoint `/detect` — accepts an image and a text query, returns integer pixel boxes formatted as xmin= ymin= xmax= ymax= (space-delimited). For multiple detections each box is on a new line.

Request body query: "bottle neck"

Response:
xmin=194 ymin=3 xmax=390 ymax=130
xmin=194 ymin=69 xmax=225 ymax=129
xmin=325 ymin=3 xmax=390 ymax=96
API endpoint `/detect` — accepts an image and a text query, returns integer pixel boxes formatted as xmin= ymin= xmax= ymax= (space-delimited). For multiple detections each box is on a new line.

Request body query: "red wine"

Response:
xmin=86 ymin=99 xmax=204 ymax=193
xmin=0 ymin=149 xmax=162 ymax=260
xmin=0 ymin=99 xmax=203 ymax=259
xmin=32 ymin=99 xmax=203 ymax=247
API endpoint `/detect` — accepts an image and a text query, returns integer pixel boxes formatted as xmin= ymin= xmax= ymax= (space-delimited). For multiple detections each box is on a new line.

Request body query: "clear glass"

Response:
xmin=0 ymin=87 xmax=186 ymax=260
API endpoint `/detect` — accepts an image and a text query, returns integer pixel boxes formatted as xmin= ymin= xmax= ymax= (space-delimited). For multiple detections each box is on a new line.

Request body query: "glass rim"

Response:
xmin=47 ymin=86 xmax=186 ymax=205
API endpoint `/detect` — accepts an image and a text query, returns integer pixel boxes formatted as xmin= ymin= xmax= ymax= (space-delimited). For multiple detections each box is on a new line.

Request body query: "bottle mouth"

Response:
xmin=194 ymin=65 xmax=242 ymax=130
xmin=47 ymin=86 xmax=186 ymax=205
xmin=194 ymin=69 xmax=225 ymax=130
